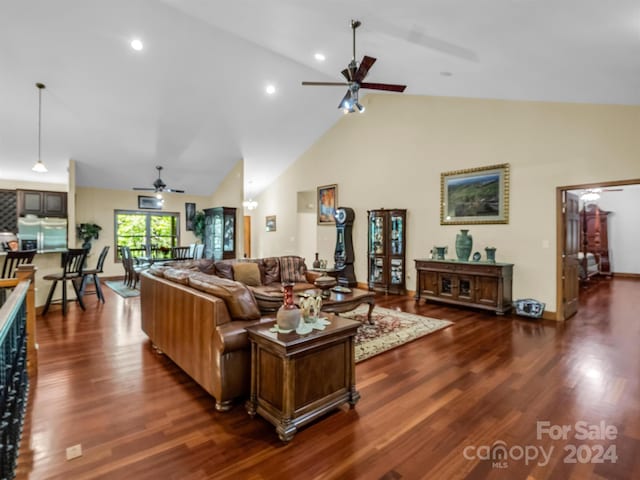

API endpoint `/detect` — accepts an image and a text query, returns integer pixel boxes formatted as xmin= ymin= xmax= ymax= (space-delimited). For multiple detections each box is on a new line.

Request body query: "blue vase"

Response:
xmin=485 ymin=247 xmax=497 ymax=263
xmin=455 ymin=229 xmax=473 ymax=261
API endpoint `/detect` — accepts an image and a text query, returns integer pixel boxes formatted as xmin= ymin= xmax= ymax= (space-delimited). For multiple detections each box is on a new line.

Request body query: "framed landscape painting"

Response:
xmin=317 ymin=184 xmax=337 ymax=225
xmin=440 ymin=164 xmax=510 ymax=225
xmin=138 ymin=195 xmax=163 ymax=210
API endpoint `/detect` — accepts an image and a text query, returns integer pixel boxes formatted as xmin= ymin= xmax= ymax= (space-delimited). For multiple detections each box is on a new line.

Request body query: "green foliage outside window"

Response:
xmin=115 ymin=211 xmax=178 ymax=260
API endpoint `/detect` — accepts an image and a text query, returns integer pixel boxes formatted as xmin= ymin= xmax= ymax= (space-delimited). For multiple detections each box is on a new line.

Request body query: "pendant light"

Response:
xmin=32 ymin=82 xmax=48 ymax=173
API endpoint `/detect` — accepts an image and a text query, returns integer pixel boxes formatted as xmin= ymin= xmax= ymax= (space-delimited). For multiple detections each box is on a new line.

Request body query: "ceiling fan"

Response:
xmin=133 ymin=166 xmax=185 ymax=195
xmin=302 ymin=19 xmax=407 ymax=113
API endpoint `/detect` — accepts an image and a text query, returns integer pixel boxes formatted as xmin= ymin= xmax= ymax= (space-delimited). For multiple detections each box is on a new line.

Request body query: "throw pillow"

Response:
xmin=188 ymin=272 xmax=260 ymax=320
xmin=196 ymin=259 xmax=217 ymax=275
xmin=214 ymin=261 xmax=235 ymax=280
xmin=262 ymin=257 xmax=280 ymax=285
xmin=280 ymin=256 xmax=307 ymax=283
xmin=233 ymin=262 xmax=262 ymax=286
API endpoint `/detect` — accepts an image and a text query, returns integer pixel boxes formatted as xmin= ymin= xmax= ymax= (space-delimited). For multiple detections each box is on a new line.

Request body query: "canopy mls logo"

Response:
xmin=463 ymin=420 xmax=619 ymax=469
xmin=463 ymin=441 xmax=553 ymax=469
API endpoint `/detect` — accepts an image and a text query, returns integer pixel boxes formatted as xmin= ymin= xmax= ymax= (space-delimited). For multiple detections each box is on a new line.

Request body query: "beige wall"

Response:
xmin=75 ymin=187 xmax=211 ymax=278
xmin=210 ymin=160 xmax=244 ymax=258
xmin=252 ymin=94 xmax=640 ymax=312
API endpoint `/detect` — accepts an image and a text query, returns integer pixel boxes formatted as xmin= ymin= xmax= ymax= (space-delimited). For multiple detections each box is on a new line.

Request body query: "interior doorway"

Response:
xmin=243 ymin=216 xmax=251 ymax=258
xmin=556 ymin=178 xmax=640 ymax=321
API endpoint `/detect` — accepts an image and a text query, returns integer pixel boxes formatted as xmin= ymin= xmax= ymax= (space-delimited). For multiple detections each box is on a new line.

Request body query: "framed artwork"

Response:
xmin=265 ymin=215 xmax=276 ymax=232
xmin=317 ymin=184 xmax=338 ymax=225
xmin=440 ymin=163 xmax=510 ymax=225
xmin=138 ymin=195 xmax=163 ymax=210
xmin=185 ymin=202 xmax=196 ymax=230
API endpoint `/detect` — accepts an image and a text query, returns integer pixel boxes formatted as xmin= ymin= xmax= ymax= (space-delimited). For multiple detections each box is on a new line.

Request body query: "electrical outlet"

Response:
xmin=66 ymin=444 xmax=82 ymax=460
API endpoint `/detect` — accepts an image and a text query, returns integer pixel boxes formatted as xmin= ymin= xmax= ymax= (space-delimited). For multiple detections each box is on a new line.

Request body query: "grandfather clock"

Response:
xmin=334 ymin=207 xmax=357 ymax=287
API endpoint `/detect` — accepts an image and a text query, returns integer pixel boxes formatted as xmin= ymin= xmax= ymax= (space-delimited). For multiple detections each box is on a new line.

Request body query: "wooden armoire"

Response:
xmin=580 ymin=204 xmax=612 ymax=275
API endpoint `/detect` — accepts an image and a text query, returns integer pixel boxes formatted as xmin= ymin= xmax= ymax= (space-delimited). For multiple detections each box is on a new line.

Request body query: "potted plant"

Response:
xmin=77 ymin=223 xmax=102 ymax=251
xmin=193 ymin=211 xmax=206 ymax=243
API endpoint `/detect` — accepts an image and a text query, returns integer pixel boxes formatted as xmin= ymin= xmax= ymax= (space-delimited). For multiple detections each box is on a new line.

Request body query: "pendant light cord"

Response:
xmin=36 ymin=82 xmax=45 ymax=163
xmin=38 ymin=86 xmax=42 ymax=162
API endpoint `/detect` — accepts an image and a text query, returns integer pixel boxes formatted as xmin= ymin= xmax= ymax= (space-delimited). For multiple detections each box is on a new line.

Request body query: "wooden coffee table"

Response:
xmin=298 ymin=287 xmax=376 ymax=324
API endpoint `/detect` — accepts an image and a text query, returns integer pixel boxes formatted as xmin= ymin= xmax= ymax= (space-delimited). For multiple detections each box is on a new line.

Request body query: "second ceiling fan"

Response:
xmin=302 ymin=20 xmax=407 ymax=113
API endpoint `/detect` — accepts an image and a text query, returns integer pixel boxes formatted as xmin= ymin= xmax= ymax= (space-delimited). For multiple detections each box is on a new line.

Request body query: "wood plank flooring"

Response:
xmin=15 ymin=277 xmax=640 ymax=479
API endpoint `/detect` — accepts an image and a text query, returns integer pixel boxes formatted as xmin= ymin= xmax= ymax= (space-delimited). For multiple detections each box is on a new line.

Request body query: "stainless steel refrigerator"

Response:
xmin=18 ymin=215 xmax=68 ymax=252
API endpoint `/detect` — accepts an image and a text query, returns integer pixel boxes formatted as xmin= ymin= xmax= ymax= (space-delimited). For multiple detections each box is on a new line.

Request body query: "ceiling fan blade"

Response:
xmin=337 ymin=90 xmax=352 ymax=109
xmin=165 ymin=188 xmax=185 ymax=193
xmin=360 ymin=82 xmax=407 ymax=92
xmin=602 ymin=188 xmax=623 ymax=192
xmin=341 ymin=69 xmax=352 ymax=81
xmin=302 ymin=81 xmax=350 ymax=87
xmin=133 ymin=187 xmax=155 ymax=191
xmin=353 ymin=56 xmax=377 ymax=83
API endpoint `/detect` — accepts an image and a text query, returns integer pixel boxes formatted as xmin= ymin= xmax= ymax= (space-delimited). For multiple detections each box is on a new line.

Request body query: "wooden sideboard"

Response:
xmin=414 ymin=259 xmax=513 ymax=315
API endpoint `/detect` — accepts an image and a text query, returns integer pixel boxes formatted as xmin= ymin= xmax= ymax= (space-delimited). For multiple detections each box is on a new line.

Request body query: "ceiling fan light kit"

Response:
xmin=133 ymin=166 xmax=185 ymax=194
xmin=302 ymin=19 xmax=406 ymax=114
xmin=32 ymin=82 xmax=48 ymax=173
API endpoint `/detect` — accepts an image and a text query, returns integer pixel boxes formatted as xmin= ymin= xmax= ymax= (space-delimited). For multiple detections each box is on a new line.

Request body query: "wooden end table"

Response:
xmin=245 ymin=315 xmax=360 ymax=443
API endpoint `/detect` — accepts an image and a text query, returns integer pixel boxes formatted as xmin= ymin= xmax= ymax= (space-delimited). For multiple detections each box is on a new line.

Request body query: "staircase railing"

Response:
xmin=0 ymin=265 xmax=36 ymax=478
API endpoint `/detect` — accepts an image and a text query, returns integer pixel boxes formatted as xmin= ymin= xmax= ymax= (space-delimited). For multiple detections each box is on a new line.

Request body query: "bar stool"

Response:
xmin=42 ymin=248 xmax=87 ymax=316
xmin=79 ymin=245 xmax=110 ymax=303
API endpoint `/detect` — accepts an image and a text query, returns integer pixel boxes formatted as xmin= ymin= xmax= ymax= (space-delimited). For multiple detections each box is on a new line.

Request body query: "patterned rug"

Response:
xmin=340 ymin=305 xmax=453 ymax=363
xmin=105 ymin=280 xmax=140 ymax=298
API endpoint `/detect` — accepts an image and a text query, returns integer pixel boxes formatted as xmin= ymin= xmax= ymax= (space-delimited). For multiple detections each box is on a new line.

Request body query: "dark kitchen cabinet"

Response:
xmin=17 ymin=190 xmax=67 ymax=217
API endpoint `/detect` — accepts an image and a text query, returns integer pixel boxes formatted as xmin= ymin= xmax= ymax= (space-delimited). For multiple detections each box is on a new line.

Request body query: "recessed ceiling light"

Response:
xmin=440 ymin=71 xmax=453 ymax=77
xmin=314 ymin=53 xmax=326 ymax=62
xmin=265 ymin=84 xmax=276 ymax=95
xmin=130 ymin=38 xmax=143 ymax=51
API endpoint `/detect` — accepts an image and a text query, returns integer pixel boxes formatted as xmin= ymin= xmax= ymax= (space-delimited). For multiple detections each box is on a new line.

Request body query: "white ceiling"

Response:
xmin=1 ymin=0 xmax=639 ymax=196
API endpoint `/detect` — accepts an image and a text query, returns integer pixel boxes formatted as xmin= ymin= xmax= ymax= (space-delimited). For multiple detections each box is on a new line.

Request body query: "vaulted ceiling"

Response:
xmin=1 ymin=0 xmax=639 ymax=195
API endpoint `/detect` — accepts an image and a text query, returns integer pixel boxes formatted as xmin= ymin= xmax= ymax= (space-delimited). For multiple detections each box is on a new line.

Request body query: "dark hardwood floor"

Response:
xmin=15 ymin=277 xmax=640 ymax=479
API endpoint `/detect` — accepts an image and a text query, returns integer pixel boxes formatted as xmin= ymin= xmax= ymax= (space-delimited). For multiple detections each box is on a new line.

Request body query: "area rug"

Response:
xmin=339 ymin=306 xmax=453 ymax=363
xmin=105 ymin=280 xmax=140 ymax=298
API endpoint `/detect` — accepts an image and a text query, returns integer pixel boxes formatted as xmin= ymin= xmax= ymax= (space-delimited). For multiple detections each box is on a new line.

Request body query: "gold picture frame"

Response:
xmin=440 ymin=163 xmax=510 ymax=225
xmin=317 ymin=184 xmax=337 ymax=225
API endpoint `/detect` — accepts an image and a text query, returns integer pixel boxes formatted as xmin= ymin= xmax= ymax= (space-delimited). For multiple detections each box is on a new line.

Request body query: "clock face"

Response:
xmin=334 ymin=208 xmax=347 ymax=224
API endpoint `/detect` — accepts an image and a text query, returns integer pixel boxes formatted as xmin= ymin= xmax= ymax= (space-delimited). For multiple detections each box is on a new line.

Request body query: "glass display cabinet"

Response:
xmin=367 ymin=209 xmax=407 ymax=294
xmin=203 ymin=207 xmax=236 ymax=260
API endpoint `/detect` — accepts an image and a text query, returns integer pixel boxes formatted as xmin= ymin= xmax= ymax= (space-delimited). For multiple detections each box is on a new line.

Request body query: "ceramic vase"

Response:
xmin=312 ymin=252 xmax=320 ymax=269
xmin=276 ymin=283 xmax=300 ymax=330
xmin=485 ymin=247 xmax=497 ymax=263
xmin=455 ymin=229 xmax=473 ymax=261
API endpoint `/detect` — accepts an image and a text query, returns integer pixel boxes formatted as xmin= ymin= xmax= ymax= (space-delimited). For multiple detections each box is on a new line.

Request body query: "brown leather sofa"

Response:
xmin=140 ymin=256 xmax=319 ymax=411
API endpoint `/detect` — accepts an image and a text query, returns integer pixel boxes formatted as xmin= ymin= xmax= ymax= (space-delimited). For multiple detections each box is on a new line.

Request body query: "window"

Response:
xmin=114 ymin=210 xmax=179 ymax=260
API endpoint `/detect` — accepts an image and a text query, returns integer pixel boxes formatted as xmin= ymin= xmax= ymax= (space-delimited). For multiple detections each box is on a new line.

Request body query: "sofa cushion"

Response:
xmin=148 ymin=265 xmax=168 ymax=277
xmin=249 ymin=285 xmax=284 ymax=312
xmin=215 ymin=262 xmax=235 ymax=280
xmin=233 ymin=262 xmax=262 ymax=286
xmin=280 ymin=256 xmax=307 ymax=283
xmin=163 ymin=268 xmax=191 ymax=285
xmin=188 ymin=272 xmax=260 ymax=320
xmin=196 ymin=259 xmax=217 ymax=275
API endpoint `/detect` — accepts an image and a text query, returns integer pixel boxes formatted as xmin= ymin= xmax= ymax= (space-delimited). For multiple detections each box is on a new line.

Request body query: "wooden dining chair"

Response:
xmin=1 ymin=249 xmax=37 ymax=278
xmin=42 ymin=248 xmax=87 ymax=315
xmin=79 ymin=245 xmax=110 ymax=303
xmin=171 ymin=246 xmax=191 ymax=259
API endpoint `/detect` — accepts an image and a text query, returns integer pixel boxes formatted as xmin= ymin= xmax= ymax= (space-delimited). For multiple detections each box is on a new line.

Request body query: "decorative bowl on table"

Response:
xmin=314 ymin=275 xmax=337 ymax=298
